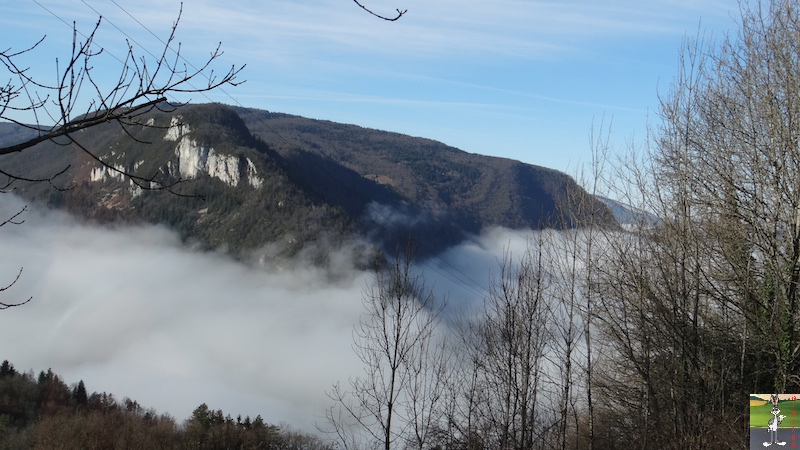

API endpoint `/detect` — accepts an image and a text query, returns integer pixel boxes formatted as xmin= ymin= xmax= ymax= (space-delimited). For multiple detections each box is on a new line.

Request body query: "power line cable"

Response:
xmin=31 ymin=0 xmax=128 ymax=67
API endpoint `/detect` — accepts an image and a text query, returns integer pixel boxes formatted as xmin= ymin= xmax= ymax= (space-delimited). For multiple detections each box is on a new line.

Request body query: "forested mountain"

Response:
xmin=0 ymin=360 xmax=331 ymax=449
xmin=0 ymin=103 xmax=615 ymax=262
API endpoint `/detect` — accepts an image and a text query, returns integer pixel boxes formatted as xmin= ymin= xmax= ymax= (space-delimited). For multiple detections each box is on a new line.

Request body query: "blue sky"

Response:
xmin=4 ymin=0 xmax=737 ymax=174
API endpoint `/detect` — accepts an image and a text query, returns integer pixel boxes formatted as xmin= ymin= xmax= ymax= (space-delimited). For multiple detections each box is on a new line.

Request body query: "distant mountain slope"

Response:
xmin=597 ymin=196 xmax=660 ymax=227
xmin=0 ymin=103 xmax=616 ymax=261
xmin=234 ymin=107 xmax=616 ymax=229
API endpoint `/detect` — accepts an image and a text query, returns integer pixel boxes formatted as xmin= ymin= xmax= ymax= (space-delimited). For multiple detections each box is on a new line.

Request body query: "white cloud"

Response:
xmin=32 ymin=0 xmax=731 ymax=64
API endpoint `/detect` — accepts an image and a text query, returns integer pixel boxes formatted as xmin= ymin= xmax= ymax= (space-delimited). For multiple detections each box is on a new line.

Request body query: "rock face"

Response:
xmin=165 ymin=115 xmax=263 ymax=189
xmin=0 ymin=102 xmax=618 ymax=259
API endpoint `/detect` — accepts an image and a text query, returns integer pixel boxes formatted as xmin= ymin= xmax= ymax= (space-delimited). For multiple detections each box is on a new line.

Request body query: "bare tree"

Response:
xmin=583 ymin=1 xmax=800 ymax=446
xmin=0 ymin=4 xmax=243 ymax=308
xmin=0 ymin=0 xmax=410 ymax=190
xmin=456 ymin=235 xmax=557 ymax=450
xmin=652 ymin=0 xmax=800 ymax=395
xmin=535 ymin=126 xmax=617 ymax=450
xmin=568 ymin=124 xmax=616 ymax=450
xmin=546 ymin=231 xmax=592 ymax=450
xmin=324 ymin=250 xmax=446 ymax=450
xmin=0 ymin=4 xmax=243 ymax=192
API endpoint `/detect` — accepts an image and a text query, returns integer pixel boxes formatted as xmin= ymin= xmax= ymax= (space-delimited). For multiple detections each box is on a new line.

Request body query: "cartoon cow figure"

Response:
xmin=764 ymin=394 xmax=787 ymax=447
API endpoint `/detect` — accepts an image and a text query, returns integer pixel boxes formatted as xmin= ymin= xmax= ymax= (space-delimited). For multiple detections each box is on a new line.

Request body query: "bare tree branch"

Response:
xmin=0 ymin=4 xmax=238 ymax=309
xmin=352 ymin=0 xmax=407 ymax=21
xmin=0 ymin=5 xmax=243 ymax=189
xmin=0 ymin=210 xmax=31 ymax=309
xmin=0 ymin=267 xmax=32 ymax=310
xmin=0 ymin=204 xmax=26 ymax=227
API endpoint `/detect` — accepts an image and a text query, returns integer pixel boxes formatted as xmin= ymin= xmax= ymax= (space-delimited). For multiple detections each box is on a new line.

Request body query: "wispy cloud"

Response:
xmin=7 ymin=0 xmax=737 ymax=173
xmin=29 ymin=0 xmax=730 ymax=63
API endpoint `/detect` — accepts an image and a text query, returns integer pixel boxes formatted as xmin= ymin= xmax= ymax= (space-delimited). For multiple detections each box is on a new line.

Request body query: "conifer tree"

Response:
xmin=72 ymin=380 xmax=88 ymax=406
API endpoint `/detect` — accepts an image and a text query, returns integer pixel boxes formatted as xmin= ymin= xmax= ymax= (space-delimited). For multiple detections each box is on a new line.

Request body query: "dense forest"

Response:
xmin=0 ymin=361 xmax=332 ymax=450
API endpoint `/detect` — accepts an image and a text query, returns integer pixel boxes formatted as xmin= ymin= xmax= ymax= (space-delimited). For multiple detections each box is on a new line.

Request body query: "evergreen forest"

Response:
xmin=0 ymin=360 xmax=332 ymax=450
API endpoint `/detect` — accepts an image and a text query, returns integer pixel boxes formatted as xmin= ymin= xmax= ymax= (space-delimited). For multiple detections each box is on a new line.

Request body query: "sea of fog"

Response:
xmin=0 ymin=194 xmax=537 ymax=431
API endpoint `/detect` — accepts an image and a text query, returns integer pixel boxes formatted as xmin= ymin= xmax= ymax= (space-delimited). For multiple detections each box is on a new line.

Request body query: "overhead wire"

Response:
xmin=30 ymin=0 xmax=492 ymax=300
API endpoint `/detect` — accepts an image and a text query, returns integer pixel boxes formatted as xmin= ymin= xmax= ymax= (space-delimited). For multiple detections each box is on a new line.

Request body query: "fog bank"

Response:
xmin=0 ymin=195 xmax=537 ymax=431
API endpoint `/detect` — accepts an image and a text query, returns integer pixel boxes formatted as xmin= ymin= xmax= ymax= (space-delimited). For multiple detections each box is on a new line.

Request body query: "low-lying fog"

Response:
xmin=0 ymin=195 xmax=535 ymax=431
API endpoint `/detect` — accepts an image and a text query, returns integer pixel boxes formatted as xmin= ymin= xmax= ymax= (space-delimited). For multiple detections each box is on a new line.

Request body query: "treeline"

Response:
xmin=0 ymin=361 xmax=332 ymax=450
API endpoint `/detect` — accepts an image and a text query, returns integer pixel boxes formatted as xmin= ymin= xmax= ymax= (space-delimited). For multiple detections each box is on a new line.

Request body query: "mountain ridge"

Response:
xmin=0 ymin=102 xmax=617 ymax=262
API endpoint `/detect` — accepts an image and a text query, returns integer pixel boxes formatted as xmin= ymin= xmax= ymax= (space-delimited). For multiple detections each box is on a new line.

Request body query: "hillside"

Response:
xmin=0 ymin=103 xmax=616 ymax=261
xmin=234 ymin=107 xmax=614 ymax=230
xmin=0 ymin=360 xmax=332 ymax=449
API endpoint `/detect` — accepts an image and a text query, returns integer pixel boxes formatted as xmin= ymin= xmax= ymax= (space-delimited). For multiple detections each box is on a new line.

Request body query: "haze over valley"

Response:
xmin=0 ymin=192 xmax=540 ymax=430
